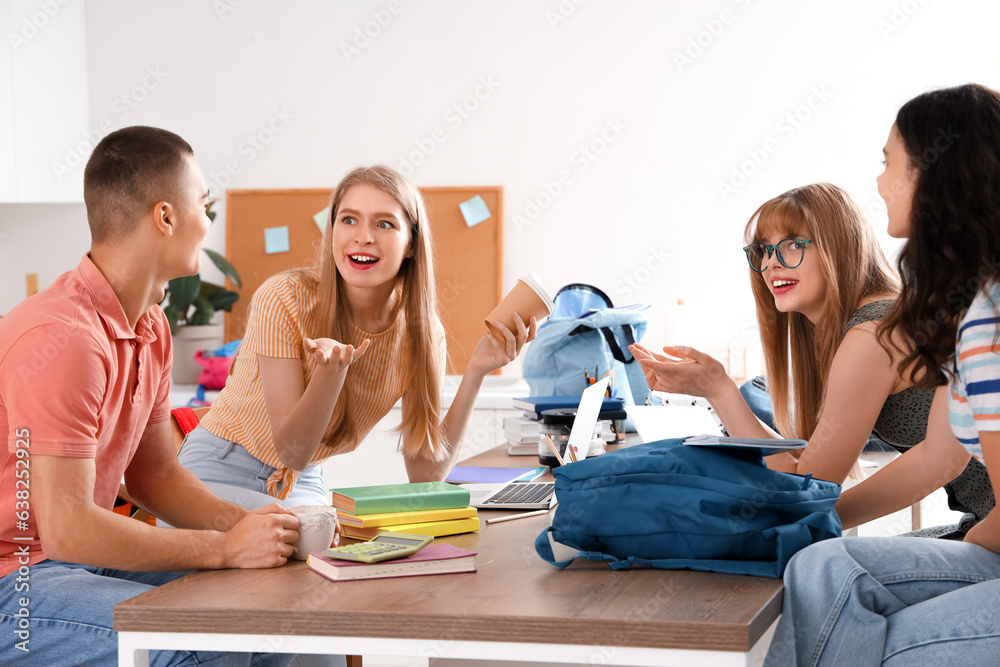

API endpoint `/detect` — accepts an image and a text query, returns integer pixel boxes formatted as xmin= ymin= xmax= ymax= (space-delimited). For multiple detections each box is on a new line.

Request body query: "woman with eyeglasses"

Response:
xmin=630 ymin=183 xmax=991 ymax=533
xmin=763 ymin=82 xmax=1000 ymax=667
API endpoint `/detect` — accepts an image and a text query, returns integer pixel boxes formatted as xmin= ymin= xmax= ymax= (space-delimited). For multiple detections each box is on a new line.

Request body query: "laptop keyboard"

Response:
xmin=482 ymin=482 xmax=554 ymax=505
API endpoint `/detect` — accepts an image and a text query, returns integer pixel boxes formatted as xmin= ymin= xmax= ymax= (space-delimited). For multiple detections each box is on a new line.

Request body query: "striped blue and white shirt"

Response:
xmin=948 ymin=282 xmax=1000 ymax=461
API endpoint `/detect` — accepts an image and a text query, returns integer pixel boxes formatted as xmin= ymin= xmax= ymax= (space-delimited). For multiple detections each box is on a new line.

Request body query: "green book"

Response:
xmin=329 ymin=481 xmax=471 ymax=515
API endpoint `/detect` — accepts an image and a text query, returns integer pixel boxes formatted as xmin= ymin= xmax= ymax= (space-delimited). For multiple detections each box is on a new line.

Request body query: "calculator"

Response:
xmin=321 ymin=532 xmax=434 ymax=563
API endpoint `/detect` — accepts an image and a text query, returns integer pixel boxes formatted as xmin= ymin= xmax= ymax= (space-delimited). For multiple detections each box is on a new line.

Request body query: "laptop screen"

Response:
xmin=567 ymin=377 xmax=610 ymax=460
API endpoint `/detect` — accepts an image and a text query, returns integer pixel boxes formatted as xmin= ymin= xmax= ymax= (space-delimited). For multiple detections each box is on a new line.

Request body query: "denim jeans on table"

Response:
xmin=177 ymin=426 xmax=329 ymax=508
xmin=764 ymin=536 xmax=1000 ymax=666
xmin=0 ymin=560 xmax=292 ymax=666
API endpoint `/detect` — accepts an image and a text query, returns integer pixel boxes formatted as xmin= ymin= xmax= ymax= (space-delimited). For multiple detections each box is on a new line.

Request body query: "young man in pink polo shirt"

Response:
xmin=0 ymin=126 xmax=299 ymax=666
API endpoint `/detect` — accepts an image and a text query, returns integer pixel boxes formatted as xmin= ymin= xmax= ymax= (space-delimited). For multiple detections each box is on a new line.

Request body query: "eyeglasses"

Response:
xmin=742 ymin=238 xmax=813 ymax=273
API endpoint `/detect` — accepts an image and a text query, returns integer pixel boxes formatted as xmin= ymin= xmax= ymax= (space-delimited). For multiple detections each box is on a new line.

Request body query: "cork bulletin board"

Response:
xmin=224 ymin=186 xmax=504 ymax=375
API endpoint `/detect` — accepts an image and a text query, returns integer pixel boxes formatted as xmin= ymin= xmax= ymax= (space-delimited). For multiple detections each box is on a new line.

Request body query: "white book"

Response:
xmin=503 ymin=416 xmax=540 ymax=434
xmin=507 ymin=441 xmax=538 ymax=456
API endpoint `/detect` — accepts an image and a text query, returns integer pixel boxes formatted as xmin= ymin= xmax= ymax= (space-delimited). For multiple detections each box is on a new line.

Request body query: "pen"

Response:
xmin=484 ymin=504 xmax=558 ymax=525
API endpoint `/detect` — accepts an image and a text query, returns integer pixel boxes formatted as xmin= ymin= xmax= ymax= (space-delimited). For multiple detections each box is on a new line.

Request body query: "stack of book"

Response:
xmin=503 ymin=415 xmax=540 ymax=455
xmin=308 ymin=543 xmax=477 ymax=582
xmin=331 ymin=481 xmax=480 ymax=540
xmin=507 ymin=395 xmax=627 ymax=454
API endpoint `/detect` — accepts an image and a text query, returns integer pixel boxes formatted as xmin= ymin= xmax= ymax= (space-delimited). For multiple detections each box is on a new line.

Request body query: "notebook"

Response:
xmin=307 ymin=543 xmax=477 ymax=582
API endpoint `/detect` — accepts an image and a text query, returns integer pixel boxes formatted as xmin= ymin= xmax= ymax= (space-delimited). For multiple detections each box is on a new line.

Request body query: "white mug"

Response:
xmin=290 ymin=505 xmax=339 ymax=560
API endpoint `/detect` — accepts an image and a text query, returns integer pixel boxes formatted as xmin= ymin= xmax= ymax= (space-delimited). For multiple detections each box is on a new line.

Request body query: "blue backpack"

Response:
xmin=535 ymin=439 xmax=842 ymax=578
xmin=522 ymin=284 xmax=650 ymax=406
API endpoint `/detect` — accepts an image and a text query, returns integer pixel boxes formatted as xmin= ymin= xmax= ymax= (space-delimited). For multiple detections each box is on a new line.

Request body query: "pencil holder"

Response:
xmin=538 ymin=409 xmax=575 ymax=467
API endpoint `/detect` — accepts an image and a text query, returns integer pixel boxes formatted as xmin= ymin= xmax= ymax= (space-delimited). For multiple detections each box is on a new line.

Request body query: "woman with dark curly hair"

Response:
xmin=765 ymin=83 xmax=1000 ymax=666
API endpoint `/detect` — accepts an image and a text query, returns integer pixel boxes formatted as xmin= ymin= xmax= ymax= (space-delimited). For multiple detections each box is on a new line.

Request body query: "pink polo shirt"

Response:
xmin=0 ymin=254 xmax=172 ymax=577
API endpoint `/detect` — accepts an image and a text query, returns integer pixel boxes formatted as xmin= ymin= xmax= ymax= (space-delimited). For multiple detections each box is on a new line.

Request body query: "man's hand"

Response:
xmin=221 ymin=504 xmax=299 ymax=568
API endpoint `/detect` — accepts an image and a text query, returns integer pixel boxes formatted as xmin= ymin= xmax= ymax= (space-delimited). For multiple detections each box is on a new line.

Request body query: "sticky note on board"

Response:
xmin=313 ymin=207 xmax=330 ymax=233
xmin=459 ymin=195 xmax=491 ymax=227
xmin=264 ymin=226 xmax=291 ymax=254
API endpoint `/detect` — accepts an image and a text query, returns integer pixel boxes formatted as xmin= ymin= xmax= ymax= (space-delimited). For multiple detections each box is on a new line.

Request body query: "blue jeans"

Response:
xmin=177 ymin=426 xmax=328 ymax=508
xmin=177 ymin=427 xmax=344 ymax=667
xmin=765 ymin=536 xmax=1000 ymax=666
xmin=0 ymin=560 xmax=291 ymax=666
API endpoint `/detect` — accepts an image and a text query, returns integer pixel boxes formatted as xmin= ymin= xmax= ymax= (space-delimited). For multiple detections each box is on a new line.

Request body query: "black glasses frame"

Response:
xmin=742 ymin=238 xmax=813 ymax=273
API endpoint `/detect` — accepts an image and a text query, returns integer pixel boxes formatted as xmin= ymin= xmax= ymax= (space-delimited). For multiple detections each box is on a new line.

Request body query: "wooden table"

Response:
xmin=114 ymin=446 xmax=783 ymax=667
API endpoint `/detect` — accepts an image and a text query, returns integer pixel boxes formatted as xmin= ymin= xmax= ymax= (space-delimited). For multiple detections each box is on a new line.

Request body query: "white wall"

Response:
xmin=4 ymin=0 xmax=1000 ymax=365
xmin=0 ymin=203 xmax=90 ymax=313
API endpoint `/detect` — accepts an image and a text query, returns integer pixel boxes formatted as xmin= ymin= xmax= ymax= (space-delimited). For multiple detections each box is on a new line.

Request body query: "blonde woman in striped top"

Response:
xmin=177 ymin=166 xmax=534 ymax=510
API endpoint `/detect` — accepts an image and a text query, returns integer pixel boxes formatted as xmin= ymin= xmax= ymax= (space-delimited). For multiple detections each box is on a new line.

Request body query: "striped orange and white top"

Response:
xmin=200 ymin=270 xmax=409 ymax=499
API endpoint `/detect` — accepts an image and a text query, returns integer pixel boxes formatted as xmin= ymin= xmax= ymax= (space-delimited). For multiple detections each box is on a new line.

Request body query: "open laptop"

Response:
xmin=466 ymin=379 xmax=609 ymax=510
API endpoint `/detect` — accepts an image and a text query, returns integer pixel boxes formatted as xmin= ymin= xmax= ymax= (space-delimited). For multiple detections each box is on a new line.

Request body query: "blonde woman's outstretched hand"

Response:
xmin=629 ymin=343 xmax=731 ymax=400
xmin=304 ymin=337 xmax=371 ymax=375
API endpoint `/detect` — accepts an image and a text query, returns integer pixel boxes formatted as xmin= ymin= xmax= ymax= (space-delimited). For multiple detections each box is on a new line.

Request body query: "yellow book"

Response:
xmin=337 ymin=506 xmax=477 ymax=528
xmin=341 ymin=516 xmax=481 ymax=540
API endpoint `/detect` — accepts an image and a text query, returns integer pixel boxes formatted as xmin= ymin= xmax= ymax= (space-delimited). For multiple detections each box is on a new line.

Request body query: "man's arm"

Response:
xmin=33 ymin=452 xmax=298 ymax=571
xmin=123 ymin=419 xmax=247 ymax=531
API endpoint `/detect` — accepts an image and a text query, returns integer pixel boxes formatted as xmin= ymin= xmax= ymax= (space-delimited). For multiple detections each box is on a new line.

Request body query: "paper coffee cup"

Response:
xmin=485 ymin=274 xmax=554 ymax=343
xmin=290 ymin=505 xmax=339 ymax=560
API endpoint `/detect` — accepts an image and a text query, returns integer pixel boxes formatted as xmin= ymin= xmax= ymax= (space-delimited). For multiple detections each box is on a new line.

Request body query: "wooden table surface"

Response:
xmin=114 ymin=445 xmax=783 ymax=654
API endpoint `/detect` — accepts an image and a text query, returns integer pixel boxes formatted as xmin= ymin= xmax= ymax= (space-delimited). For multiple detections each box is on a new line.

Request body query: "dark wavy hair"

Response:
xmin=879 ymin=84 xmax=1000 ymax=387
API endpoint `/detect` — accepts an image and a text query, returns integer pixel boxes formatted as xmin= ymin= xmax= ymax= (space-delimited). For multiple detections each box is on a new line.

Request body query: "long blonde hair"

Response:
xmin=745 ymin=183 xmax=899 ymax=439
xmin=294 ymin=166 xmax=447 ymax=460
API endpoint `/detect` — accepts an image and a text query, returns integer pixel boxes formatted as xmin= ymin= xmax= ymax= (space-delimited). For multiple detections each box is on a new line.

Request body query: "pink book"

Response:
xmin=306 ymin=543 xmax=477 ymax=582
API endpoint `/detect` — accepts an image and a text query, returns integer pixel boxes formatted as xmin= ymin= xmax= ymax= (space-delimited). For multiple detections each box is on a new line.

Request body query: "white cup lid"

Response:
xmin=518 ymin=273 xmax=554 ymax=314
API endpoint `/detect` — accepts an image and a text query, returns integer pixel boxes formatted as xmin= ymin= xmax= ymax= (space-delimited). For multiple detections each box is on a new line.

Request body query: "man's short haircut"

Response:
xmin=83 ymin=126 xmax=194 ymax=244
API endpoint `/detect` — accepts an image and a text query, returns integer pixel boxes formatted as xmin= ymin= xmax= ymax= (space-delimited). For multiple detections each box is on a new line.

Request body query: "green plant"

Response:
xmin=161 ymin=203 xmax=242 ymax=335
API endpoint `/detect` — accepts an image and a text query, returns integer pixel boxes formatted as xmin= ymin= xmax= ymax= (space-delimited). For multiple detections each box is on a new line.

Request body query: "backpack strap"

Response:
xmin=536 ymin=511 xmax=838 ymax=578
xmin=171 ymin=407 xmax=202 ymax=436
xmin=598 ymin=326 xmax=637 ymax=364
xmin=535 ymin=528 xmax=619 ymax=569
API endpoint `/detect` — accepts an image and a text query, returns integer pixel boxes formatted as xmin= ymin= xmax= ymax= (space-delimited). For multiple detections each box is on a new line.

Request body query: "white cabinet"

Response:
xmin=2 ymin=0 xmax=90 ymax=202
